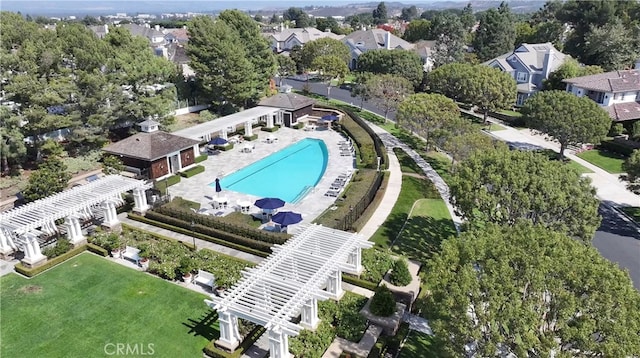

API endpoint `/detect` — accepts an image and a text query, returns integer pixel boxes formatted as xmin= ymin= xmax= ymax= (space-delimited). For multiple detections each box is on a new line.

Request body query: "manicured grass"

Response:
xmin=399 ymin=331 xmax=440 ymax=358
xmin=1 ymin=253 xmax=216 ymax=357
xmin=498 ymin=109 xmax=522 ymax=117
xmin=620 ymin=207 xmax=640 ymax=223
xmin=537 ymin=149 xmax=594 ymax=174
xmin=577 ymin=149 xmax=626 ymax=173
xmin=393 ymin=198 xmax=457 ymax=263
xmin=487 ymin=123 xmax=506 ymax=131
xmin=394 ymin=148 xmax=423 ymax=175
xmin=220 ymin=211 xmax=263 ymax=228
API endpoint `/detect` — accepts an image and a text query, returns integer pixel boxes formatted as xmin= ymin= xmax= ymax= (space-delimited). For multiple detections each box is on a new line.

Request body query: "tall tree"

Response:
xmin=315 ymin=17 xmax=339 ymax=34
xmin=584 ymin=20 xmax=640 ymax=71
xmin=426 ymin=222 xmax=640 ymax=357
xmin=402 ymin=19 xmax=432 ymax=42
xmin=356 ymin=49 xmax=424 ymax=88
xmin=283 ymin=7 xmax=311 ymax=28
xmin=461 ymin=65 xmax=517 ymax=121
xmin=459 ymin=3 xmax=476 ymax=32
xmin=372 ymin=2 xmax=388 ymax=25
xmin=543 ymin=58 xmax=603 ymax=90
xmin=299 ymin=38 xmax=350 ymax=72
xmin=443 ymin=129 xmax=504 ymax=165
xmin=365 ymin=74 xmax=414 ymax=120
xmin=472 ymin=2 xmax=517 ymax=62
xmin=426 ymin=63 xmax=474 ymax=101
xmin=310 ymin=55 xmax=348 ymax=98
xmin=350 ymin=72 xmax=374 ymax=110
xmin=0 ymin=107 xmax=26 ymax=174
xmin=22 ymin=156 xmax=71 ymax=203
xmin=396 ymin=93 xmax=459 ymax=148
xmin=449 ymin=147 xmax=601 ymax=241
xmin=276 ymin=55 xmax=296 ymax=85
xmin=400 ymin=6 xmax=419 ymax=22
xmin=622 ymin=149 xmax=640 ymax=194
xmin=429 ymin=13 xmax=466 ymax=66
xmin=521 ymin=90 xmax=611 ymax=158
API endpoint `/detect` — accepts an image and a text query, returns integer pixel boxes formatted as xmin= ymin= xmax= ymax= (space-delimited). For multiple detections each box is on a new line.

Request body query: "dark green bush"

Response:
xmin=292 ymin=122 xmax=305 ymax=129
xmin=361 ymin=248 xmax=394 ymax=283
xmin=598 ymin=140 xmax=634 ymax=156
xmin=389 ymin=258 xmax=412 ymax=286
xmin=243 ymin=134 xmax=258 ymax=141
xmin=217 ymin=143 xmax=234 ymax=151
xmin=121 ymin=223 xmax=195 ymax=250
xmin=370 ymin=285 xmax=396 ymax=317
xmin=342 ymin=273 xmax=378 ymax=291
xmin=194 ymin=154 xmax=207 ymax=163
xmin=42 ymin=239 xmax=72 ymax=258
xmin=154 ymin=175 xmax=181 ymax=192
xmin=179 ymin=165 xmax=205 ymax=178
xmin=15 ymin=245 xmax=88 ymax=277
xmin=261 ymin=126 xmax=279 ymax=132
xmin=87 ymin=243 xmax=108 ymax=256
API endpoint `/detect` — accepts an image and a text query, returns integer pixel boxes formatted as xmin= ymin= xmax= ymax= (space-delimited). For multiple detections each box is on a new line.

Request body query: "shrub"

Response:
xmin=261 ymin=126 xmax=279 ymax=132
xmin=217 ymin=143 xmax=234 ymax=151
xmin=42 ymin=239 xmax=72 ymax=259
xmin=598 ymin=140 xmax=634 ymax=156
xmin=292 ymin=122 xmax=305 ymax=129
xmin=155 ymin=174 xmax=181 ymax=189
xmin=194 ymin=154 xmax=207 ymax=163
xmin=369 ymin=285 xmax=396 ymax=317
xmin=342 ymin=273 xmax=378 ymax=291
xmin=609 ymin=123 xmax=625 ymax=137
xmin=334 ymin=293 xmax=368 ymax=342
xmin=89 ymin=231 xmax=122 ymax=252
xmin=87 ymin=243 xmax=108 ymax=256
xmin=361 ymin=248 xmax=394 ymax=283
xmin=179 ymin=165 xmax=205 ymax=178
xmin=243 ymin=134 xmax=258 ymax=141
xmin=389 ymin=258 xmax=412 ymax=286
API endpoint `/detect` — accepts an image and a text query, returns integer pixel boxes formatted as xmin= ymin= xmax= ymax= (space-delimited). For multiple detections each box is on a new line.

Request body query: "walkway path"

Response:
xmin=118 ymin=213 xmax=264 ymax=264
xmin=403 ymin=313 xmax=433 ymax=335
xmin=322 ymin=325 xmax=384 ymax=358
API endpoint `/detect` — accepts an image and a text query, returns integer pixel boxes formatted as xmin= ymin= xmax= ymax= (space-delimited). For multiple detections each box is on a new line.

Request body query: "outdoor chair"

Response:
xmin=325 ymin=190 xmax=340 ymax=197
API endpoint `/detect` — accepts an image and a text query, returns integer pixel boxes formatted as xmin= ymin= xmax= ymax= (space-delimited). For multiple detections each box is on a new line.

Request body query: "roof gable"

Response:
xmin=259 ymin=93 xmax=315 ymax=111
xmin=564 ymin=69 xmax=640 ymax=92
xmin=102 ymin=131 xmax=200 ymax=161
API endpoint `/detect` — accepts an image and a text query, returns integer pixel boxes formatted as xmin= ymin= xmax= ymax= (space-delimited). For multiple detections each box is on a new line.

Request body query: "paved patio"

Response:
xmin=168 ymin=126 xmax=356 ymax=229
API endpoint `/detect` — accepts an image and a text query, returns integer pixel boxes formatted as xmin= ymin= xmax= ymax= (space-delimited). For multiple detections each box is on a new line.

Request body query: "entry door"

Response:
xmin=169 ymin=155 xmax=180 ymax=174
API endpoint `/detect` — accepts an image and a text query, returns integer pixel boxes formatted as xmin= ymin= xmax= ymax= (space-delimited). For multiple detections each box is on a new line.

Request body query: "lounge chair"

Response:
xmin=325 ymin=190 xmax=340 ymax=197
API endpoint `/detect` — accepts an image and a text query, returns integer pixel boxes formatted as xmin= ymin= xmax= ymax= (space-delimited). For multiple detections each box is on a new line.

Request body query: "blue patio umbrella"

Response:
xmin=209 ymin=137 xmax=228 ymax=146
xmin=321 ymin=114 xmax=339 ymax=121
xmin=254 ymin=197 xmax=285 ymax=210
xmin=271 ymin=211 xmax=303 ymax=226
xmin=214 ymin=178 xmax=222 ymax=196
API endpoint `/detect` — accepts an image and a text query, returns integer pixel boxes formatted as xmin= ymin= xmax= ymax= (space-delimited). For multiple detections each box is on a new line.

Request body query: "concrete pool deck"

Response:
xmin=168 ymin=126 xmax=356 ymax=228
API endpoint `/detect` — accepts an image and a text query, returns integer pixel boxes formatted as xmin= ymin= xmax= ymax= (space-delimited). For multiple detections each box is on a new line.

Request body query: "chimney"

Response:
xmin=542 ymin=47 xmax=555 ymax=79
xmin=385 ymin=31 xmax=391 ymax=50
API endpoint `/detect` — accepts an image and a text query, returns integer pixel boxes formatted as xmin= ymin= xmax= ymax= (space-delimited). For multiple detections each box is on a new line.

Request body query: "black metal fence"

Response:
xmin=334 ymin=172 xmax=384 ymax=231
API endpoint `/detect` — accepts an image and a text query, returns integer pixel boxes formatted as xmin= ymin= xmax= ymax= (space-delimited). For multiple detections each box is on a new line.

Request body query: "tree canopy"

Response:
xmin=543 ymin=58 xmax=603 ymax=90
xmin=364 ymin=74 xmax=414 ymax=120
xmin=429 ymin=13 xmax=466 ymax=66
xmin=473 ymin=2 xmax=517 ymax=62
xmin=426 ymin=222 xmax=640 ymax=357
xmin=449 ymin=147 xmax=601 ymax=241
xmin=623 ymin=149 xmax=640 ymax=194
xmin=283 ymin=7 xmax=311 ymax=28
xmin=396 ymin=93 xmax=459 ymax=148
xmin=372 ymin=2 xmax=388 ymax=25
xmin=22 ymin=156 xmax=71 ymax=203
xmin=298 ymin=38 xmax=350 ymax=72
xmin=521 ymin=90 xmax=611 ymax=158
xmin=356 ymin=49 xmax=424 ymax=88
xmin=402 ymin=19 xmax=432 ymax=42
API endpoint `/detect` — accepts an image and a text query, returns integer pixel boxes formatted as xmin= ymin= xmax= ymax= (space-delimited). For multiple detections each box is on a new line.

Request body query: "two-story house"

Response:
xmin=484 ymin=43 xmax=568 ymax=106
xmin=342 ymin=29 xmax=415 ymax=70
xmin=563 ymin=62 xmax=640 ymax=123
xmin=263 ymin=26 xmax=345 ymax=54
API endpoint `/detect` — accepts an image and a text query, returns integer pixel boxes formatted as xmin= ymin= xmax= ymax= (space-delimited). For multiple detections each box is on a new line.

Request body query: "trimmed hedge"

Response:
xmin=292 ymin=122 xmax=305 ymax=129
xmin=179 ymin=165 xmax=205 ymax=178
xmin=243 ymin=134 xmax=258 ymax=141
xmin=217 ymin=143 xmax=234 ymax=151
xmin=127 ymin=214 xmax=269 ymax=258
xmin=598 ymin=140 xmax=634 ymax=156
xmin=261 ymin=126 xmax=279 ymax=132
xmin=155 ymin=175 xmax=181 ymax=190
xmin=203 ymin=326 xmax=266 ymax=358
xmin=342 ymin=273 xmax=378 ymax=291
xmin=87 ymin=243 xmax=109 ymax=256
xmin=121 ymin=223 xmax=196 ymax=250
xmin=15 ymin=245 xmax=88 ymax=277
xmin=154 ymin=205 xmax=290 ymax=244
xmin=194 ymin=154 xmax=208 ymax=163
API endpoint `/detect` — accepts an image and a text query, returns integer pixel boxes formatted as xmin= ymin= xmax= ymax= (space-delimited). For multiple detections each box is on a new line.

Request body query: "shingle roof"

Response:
xmin=605 ymin=101 xmax=640 ymax=122
xmin=268 ymin=27 xmax=344 ymax=44
xmin=121 ymin=24 xmax=164 ymax=41
xmin=342 ymin=29 xmax=414 ymax=51
xmin=102 ymin=131 xmax=200 ymax=161
xmin=259 ymin=93 xmax=315 ymax=111
xmin=564 ymin=70 xmax=640 ymax=92
xmin=483 ymin=43 xmax=566 ymax=73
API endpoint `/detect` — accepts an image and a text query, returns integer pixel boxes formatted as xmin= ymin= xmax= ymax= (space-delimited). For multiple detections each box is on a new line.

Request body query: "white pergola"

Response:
xmin=173 ymin=106 xmax=282 ymax=142
xmin=0 ymin=175 xmax=151 ymax=265
xmin=205 ymin=224 xmax=373 ymax=358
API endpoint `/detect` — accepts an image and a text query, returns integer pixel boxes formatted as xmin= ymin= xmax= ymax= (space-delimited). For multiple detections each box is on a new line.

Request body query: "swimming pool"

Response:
xmin=214 ymin=138 xmax=328 ymax=203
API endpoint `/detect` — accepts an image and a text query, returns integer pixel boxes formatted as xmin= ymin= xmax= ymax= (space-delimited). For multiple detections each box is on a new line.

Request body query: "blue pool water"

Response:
xmin=214 ymin=139 xmax=328 ymax=203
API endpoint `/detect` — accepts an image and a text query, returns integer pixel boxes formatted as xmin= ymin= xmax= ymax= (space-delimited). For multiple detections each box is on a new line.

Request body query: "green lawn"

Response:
xmin=1 ymin=253 xmax=216 ymax=357
xmin=537 ymin=149 xmax=594 ymax=174
xmin=394 ymin=148 xmax=423 ymax=175
xmin=498 ymin=109 xmax=522 ymax=117
xmin=399 ymin=331 xmax=440 ymax=358
xmin=577 ymin=149 xmax=626 ymax=173
xmin=487 ymin=123 xmax=506 ymax=131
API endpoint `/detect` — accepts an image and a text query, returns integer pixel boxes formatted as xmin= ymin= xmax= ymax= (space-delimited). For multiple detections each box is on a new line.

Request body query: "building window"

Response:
xmin=516 ymin=72 xmax=527 ymax=82
xmin=567 ymin=85 xmax=573 ymax=92
xmin=614 ymin=93 xmax=621 ymax=100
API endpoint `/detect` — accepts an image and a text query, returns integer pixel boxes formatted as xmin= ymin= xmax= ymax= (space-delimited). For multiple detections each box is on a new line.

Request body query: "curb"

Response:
xmin=603 ymin=202 xmax=640 ymax=233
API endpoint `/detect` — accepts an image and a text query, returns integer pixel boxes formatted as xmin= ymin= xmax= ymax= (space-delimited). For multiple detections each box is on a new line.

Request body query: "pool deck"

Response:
xmin=168 ymin=126 xmax=356 ymax=228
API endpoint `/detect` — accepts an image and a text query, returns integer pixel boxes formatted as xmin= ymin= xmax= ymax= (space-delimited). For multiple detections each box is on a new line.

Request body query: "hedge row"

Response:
xmin=87 ymin=243 xmax=109 ymax=256
xmin=15 ymin=244 xmax=88 ymax=277
xmin=261 ymin=126 xmax=279 ymax=133
xmin=217 ymin=143 xmax=234 ymax=151
xmin=194 ymin=154 xmax=208 ymax=163
xmin=156 ymin=174 xmax=181 ymax=188
xmin=243 ymin=134 xmax=258 ymax=141
xmin=292 ymin=122 xmax=305 ymax=129
xmin=121 ymin=223 xmax=196 ymax=250
xmin=179 ymin=165 xmax=205 ymax=178
xmin=203 ymin=326 xmax=266 ymax=358
xmin=342 ymin=273 xmax=379 ymax=291
xmin=154 ymin=205 xmax=289 ymax=244
xmin=598 ymin=140 xmax=634 ymax=156
xmin=128 ymin=213 xmax=270 ymax=257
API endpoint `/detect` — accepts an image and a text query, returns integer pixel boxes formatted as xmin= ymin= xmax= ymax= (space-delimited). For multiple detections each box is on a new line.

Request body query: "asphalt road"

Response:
xmin=285 ymin=76 xmax=640 ymax=289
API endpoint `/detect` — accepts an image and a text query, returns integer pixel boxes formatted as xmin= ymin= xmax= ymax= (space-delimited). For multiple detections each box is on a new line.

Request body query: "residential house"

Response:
xmin=564 ymin=61 xmax=640 ymax=123
xmin=264 ymin=26 xmax=345 ymax=53
xmin=121 ymin=23 xmax=166 ymax=45
xmin=102 ymin=119 xmax=200 ymax=179
xmin=88 ymin=24 xmax=110 ymax=39
xmin=165 ymin=27 xmax=189 ymax=45
xmin=483 ymin=43 xmax=568 ymax=106
xmin=342 ymin=29 xmax=415 ymax=70
xmin=259 ymin=85 xmax=315 ymax=127
xmin=413 ymin=40 xmax=436 ymax=72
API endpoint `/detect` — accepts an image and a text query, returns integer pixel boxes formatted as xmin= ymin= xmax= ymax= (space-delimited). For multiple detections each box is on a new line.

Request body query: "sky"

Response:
xmin=1 ymin=0 xmax=459 ymax=16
